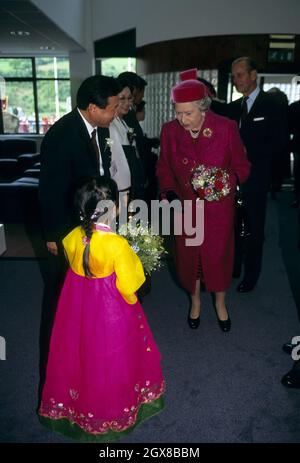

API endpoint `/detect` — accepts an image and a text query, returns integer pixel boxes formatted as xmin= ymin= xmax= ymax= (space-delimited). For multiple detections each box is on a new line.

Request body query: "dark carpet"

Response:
xmin=1 ymin=191 xmax=300 ymax=443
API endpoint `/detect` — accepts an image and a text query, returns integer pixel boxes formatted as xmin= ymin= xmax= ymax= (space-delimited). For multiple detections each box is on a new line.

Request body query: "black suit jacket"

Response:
xmin=289 ymin=100 xmax=300 ymax=153
xmin=39 ymin=109 xmax=110 ymax=242
xmin=227 ymin=90 xmax=286 ymax=193
xmin=124 ymin=109 xmax=147 ymax=175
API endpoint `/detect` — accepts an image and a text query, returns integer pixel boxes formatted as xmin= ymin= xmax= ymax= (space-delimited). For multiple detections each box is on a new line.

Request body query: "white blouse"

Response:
xmin=109 ymin=118 xmax=131 ymax=191
xmin=111 ymin=117 xmax=131 ymax=145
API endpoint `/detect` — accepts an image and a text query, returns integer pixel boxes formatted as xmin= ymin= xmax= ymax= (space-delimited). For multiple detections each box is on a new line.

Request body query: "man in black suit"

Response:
xmin=39 ymin=75 xmax=120 ymax=249
xmin=38 ymin=75 xmax=120 ymax=395
xmin=227 ymin=57 xmax=286 ymax=292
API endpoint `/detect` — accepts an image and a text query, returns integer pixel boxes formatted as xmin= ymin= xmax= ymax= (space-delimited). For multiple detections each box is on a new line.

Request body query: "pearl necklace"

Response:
xmin=189 ymin=114 xmax=205 ymax=139
xmin=189 ymin=129 xmax=201 ymax=139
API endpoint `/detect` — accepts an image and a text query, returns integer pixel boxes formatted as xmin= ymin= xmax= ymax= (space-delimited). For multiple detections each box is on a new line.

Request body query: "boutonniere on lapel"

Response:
xmin=105 ymin=138 xmax=114 ymax=151
xmin=104 ymin=138 xmax=113 ymax=169
xmin=203 ymin=128 xmax=213 ymax=138
xmin=127 ymin=127 xmax=137 ymax=145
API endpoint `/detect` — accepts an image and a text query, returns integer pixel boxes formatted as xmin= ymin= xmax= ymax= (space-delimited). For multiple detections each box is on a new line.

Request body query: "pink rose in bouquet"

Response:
xmin=191 ymin=164 xmax=230 ymax=201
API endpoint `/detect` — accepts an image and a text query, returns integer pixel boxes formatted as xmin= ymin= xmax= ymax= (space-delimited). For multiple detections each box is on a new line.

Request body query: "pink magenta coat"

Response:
xmin=156 ymin=110 xmax=251 ymax=294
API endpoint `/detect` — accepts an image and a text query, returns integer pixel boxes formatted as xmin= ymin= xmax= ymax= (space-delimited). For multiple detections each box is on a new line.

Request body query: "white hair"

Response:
xmin=193 ymin=96 xmax=212 ymax=112
xmin=174 ymin=96 xmax=211 ymax=112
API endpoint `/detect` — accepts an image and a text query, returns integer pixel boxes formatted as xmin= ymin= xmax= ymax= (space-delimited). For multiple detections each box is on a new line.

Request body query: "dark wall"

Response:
xmin=137 ymin=34 xmax=300 ymax=73
xmin=137 ymin=34 xmax=300 ymax=99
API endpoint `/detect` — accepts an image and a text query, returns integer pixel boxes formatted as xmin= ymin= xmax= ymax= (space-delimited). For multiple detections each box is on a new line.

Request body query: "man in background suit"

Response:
xmin=289 ymin=98 xmax=300 ymax=209
xmin=228 ymin=57 xmax=286 ymax=292
xmin=118 ymin=71 xmax=148 ymax=198
xmin=38 ymin=75 xmax=120 ymax=397
xmin=197 ymin=77 xmax=228 ymax=117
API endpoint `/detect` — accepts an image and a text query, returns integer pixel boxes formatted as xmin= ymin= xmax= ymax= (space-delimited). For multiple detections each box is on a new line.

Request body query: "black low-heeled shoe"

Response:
xmin=187 ymin=316 xmax=200 ymax=329
xmin=217 ymin=317 xmax=231 ymax=332
xmin=237 ymin=281 xmax=255 ymax=293
xmin=282 ymin=342 xmax=295 ymax=355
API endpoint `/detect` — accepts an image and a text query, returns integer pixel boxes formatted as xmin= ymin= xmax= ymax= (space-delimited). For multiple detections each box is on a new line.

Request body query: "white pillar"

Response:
xmin=69 ymin=50 xmax=95 ymax=108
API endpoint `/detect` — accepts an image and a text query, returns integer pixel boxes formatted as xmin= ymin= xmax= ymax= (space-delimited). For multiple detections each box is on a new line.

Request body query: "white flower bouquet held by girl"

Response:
xmin=118 ymin=223 xmax=166 ymax=275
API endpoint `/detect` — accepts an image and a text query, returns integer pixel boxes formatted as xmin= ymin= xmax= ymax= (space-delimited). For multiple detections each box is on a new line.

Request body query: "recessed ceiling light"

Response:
xmin=10 ymin=30 xmax=30 ymax=36
xmin=40 ymin=46 xmax=55 ymax=50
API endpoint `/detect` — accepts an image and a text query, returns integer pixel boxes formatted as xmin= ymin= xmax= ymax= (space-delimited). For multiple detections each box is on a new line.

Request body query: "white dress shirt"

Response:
xmin=245 ymin=86 xmax=260 ymax=113
xmin=77 ymin=108 xmax=104 ymax=175
xmin=109 ymin=118 xmax=131 ymax=191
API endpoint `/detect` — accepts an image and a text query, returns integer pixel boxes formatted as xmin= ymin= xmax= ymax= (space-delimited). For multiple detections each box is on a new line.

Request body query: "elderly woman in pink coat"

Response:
xmin=156 ymin=69 xmax=250 ymax=332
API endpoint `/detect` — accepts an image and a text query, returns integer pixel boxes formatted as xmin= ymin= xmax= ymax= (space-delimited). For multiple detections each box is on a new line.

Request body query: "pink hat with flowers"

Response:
xmin=171 ymin=68 xmax=208 ymax=103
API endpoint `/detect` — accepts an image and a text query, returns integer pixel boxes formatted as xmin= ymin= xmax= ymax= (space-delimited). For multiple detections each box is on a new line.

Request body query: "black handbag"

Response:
xmin=235 ymin=177 xmax=250 ymax=238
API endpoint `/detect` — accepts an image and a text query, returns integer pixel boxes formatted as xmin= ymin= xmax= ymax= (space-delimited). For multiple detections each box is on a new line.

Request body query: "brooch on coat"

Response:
xmin=203 ymin=128 xmax=213 ymax=138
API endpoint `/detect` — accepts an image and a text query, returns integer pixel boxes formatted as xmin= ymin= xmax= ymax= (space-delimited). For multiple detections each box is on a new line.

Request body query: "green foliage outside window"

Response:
xmin=101 ymin=58 xmax=136 ymax=77
xmin=36 ymin=57 xmax=70 ymax=78
xmin=0 ymin=58 xmax=32 ymax=78
xmin=0 ymin=57 xmax=70 ymax=134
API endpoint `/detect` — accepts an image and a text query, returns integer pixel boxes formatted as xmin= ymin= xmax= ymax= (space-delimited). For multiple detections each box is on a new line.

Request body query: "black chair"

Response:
xmin=0 ymin=177 xmax=39 ymax=223
xmin=17 ymin=153 xmax=40 ymax=174
xmin=23 ymin=169 xmax=40 ymax=179
xmin=14 ymin=177 xmax=39 ymax=186
xmin=0 ymin=159 xmax=19 ymax=182
xmin=1 ymin=138 xmax=37 ymax=158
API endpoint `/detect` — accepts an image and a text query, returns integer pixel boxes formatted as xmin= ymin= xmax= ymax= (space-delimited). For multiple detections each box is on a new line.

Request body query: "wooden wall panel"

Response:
xmin=137 ymin=34 xmax=300 ymax=75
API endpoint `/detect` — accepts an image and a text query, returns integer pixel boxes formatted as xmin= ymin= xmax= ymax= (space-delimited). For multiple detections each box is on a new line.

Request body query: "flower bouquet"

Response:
xmin=118 ymin=223 xmax=166 ymax=276
xmin=191 ymin=164 xmax=230 ymax=201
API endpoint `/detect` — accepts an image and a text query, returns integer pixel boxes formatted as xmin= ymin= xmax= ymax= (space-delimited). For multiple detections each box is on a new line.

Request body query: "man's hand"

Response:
xmin=46 ymin=241 xmax=58 ymax=256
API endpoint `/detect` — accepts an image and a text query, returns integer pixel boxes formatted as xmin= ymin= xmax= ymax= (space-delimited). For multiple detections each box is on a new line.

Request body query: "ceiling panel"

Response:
xmin=0 ymin=0 xmax=83 ymax=55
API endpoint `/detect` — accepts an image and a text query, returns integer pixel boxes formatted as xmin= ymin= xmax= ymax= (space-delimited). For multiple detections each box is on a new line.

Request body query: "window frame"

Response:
xmin=0 ymin=56 xmax=70 ymax=135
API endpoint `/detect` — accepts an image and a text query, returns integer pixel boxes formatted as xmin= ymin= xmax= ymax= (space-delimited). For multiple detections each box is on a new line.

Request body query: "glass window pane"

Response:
xmin=56 ymin=57 xmax=70 ymax=78
xmin=101 ymin=58 xmax=136 ymax=77
xmin=2 ymin=81 xmax=36 ymax=133
xmin=37 ymin=80 xmax=71 ymax=134
xmin=36 ymin=57 xmax=70 ymax=78
xmin=0 ymin=58 xmax=32 ymax=78
xmin=36 ymin=57 xmax=55 ymax=78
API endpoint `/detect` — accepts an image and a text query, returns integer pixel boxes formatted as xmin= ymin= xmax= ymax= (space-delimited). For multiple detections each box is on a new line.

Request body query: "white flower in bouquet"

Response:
xmin=191 ymin=164 xmax=231 ymax=201
xmin=118 ymin=223 xmax=166 ymax=275
xmin=131 ymin=244 xmax=140 ymax=253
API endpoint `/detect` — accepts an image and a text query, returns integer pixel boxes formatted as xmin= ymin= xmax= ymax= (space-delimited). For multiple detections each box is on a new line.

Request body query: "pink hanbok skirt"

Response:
xmin=39 ymin=269 xmax=165 ymax=441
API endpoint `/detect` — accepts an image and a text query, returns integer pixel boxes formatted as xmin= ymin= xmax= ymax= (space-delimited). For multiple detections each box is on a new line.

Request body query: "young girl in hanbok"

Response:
xmin=38 ymin=176 xmax=165 ymax=441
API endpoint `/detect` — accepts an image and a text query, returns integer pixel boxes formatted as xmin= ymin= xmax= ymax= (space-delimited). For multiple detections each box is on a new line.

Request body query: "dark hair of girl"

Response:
xmin=74 ymin=176 xmax=118 ymax=277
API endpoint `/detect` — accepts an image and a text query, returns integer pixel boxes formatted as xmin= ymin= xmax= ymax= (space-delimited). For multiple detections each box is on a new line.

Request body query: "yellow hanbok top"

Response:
xmin=62 ymin=225 xmax=145 ymax=304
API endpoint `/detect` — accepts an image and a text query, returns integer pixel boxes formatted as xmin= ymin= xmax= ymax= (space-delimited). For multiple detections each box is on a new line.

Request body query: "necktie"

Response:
xmin=240 ymin=96 xmax=249 ymax=128
xmin=91 ymin=128 xmax=100 ymax=170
